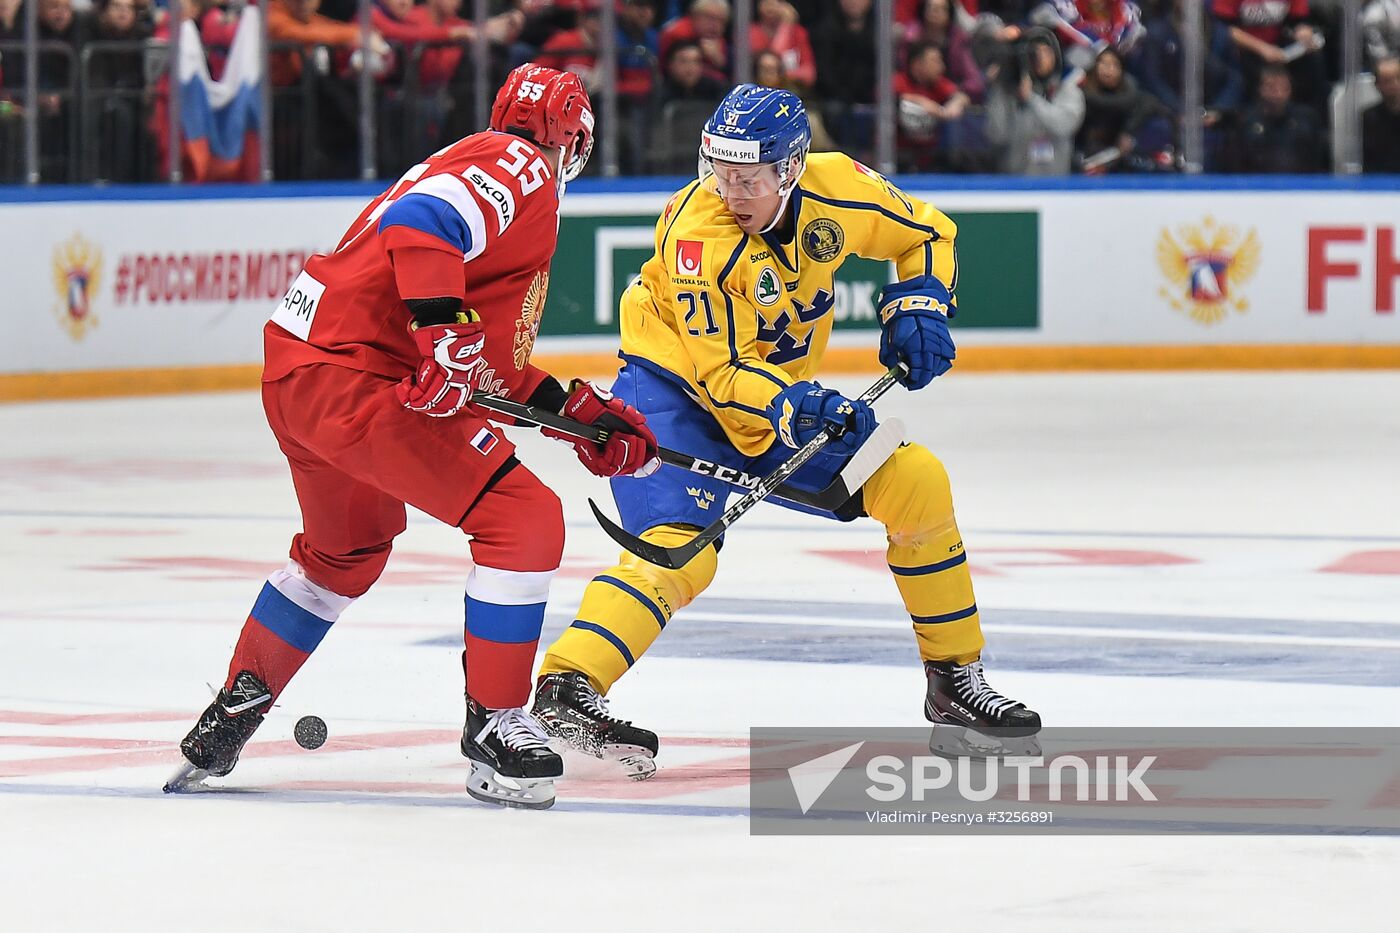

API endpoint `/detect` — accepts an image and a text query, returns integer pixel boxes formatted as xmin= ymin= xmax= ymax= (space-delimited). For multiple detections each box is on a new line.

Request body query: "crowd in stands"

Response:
xmin=2 ymin=0 xmax=1400 ymax=182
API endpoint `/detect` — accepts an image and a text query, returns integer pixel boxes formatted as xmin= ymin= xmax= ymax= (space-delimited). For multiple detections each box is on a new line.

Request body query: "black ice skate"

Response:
xmin=532 ymin=672 xmax=658 ymax=781
xmin=461 ymin=694 xmax=563 ymax=809
xmin=924 ymin=659 xmax=1043 ymax=758
xmin=163 ymin=670 xmax=273 ymax=792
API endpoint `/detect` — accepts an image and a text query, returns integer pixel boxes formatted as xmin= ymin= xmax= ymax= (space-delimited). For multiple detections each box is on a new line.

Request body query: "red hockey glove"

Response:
xmin=542 ymin=380 xmax=661 ymax=478
xmin=396 ymin=312 xmax=487 ymax=417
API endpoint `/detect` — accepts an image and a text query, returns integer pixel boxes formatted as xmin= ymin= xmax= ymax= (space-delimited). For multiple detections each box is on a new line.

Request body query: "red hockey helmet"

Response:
xmin=490 ymin=64 xmax=595 ymax=183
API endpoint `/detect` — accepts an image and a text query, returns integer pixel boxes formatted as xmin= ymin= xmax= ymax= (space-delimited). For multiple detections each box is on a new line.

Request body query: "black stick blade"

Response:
xmin=588 ymin=499 xmax=700 ymax=570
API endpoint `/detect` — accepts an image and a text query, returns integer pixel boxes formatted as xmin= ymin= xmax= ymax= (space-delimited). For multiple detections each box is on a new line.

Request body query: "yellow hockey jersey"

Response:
xmin=619 ymin=152 xmax=958 ymax=455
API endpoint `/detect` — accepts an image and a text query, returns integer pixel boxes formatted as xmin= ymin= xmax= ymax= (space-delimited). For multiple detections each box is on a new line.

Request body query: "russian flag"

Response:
xmin=471 ymin=428 xmax=499 ymax=456
xmin=178 ymin=7 xmax=262 ymax=182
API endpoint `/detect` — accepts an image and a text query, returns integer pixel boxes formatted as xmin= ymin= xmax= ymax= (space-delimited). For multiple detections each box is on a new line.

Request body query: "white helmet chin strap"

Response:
xmin=754 ymin=153 xmax=807 ymax=235
xmin=756 ymin=187 xmax=795 ymax=235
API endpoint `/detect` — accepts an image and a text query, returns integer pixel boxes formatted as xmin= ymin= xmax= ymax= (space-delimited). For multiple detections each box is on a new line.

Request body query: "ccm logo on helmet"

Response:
xmin=463 ymin=165 xmax=517 ymax=235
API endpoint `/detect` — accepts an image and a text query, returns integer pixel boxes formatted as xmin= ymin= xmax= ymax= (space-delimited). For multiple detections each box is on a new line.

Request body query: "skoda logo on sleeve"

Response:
xmin=802 ymin=218 xmax=844 ymax=263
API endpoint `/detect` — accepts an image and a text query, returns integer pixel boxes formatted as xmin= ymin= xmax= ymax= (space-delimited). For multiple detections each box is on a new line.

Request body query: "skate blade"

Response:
xmin=602 ymin=744 xmax=657 ymax=782
xmin=465 ymin=761 xmax=557 ymax=810
xmin=927 ymin=724 xmax=1043 ymax=760
xmin=162 ymin=760 xmax=213 ymax=793
xmin=541 ymin=722 xmax=658 ymax=781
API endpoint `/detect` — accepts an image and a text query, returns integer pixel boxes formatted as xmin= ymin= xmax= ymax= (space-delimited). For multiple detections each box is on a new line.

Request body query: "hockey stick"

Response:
xmin=587 ymin=364 xmax=908 ymax=570
xmin=468 ymin=391 xmax=904 ymax=512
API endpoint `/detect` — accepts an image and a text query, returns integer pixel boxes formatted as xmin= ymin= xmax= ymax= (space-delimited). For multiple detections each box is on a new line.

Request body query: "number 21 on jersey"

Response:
xmin=678 ymin=290 xmax=719 ymax=337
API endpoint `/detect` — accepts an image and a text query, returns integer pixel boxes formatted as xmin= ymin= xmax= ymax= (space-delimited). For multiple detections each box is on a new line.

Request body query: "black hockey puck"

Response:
xmin=294 ymin=715 xmax=328 ymax=750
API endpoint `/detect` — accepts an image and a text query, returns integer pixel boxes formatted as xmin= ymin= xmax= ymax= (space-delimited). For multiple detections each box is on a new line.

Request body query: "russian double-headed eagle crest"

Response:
xmin=514 ymin=270 xmax=549 ymax=369
xmin=51 ymin=233 xmax=103 ymax=340
xmin=1156 ymin=216 xmax=1260 ymax=325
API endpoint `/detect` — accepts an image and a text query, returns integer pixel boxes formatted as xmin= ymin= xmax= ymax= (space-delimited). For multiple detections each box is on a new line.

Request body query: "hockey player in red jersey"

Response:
xmin=166 ymin=64 xmax=659 ymax=809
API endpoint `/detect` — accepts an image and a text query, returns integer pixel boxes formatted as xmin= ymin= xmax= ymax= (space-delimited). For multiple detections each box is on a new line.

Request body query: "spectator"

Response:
xmin=1136 ymin=0 xmax=1245 ymax=125
xmin=897 ymin=0 xmax=980 ymax=31
xmin=754 ymin=46 xmax=836 ymax=148
xmin=749 ymin=0 xmax=815 ymax=93
xmin=372 ymin=0 xmax=472 ymax=51
xmin=1363 ymin=0 xmax=1400 ymax=70
xmin=88 ymin=0 xmax=151 ymax=182
xmin=894 ymin=39 xmax=970 ymax=171
xmin=37 ymin=0 xmax=88 ymax=104
xmin=267 ymin=0 xmax=382 ymax=86
xmin=508 ymin=0 xmax=569 ymax=66
xmin=1 ymin=0 xmax=20 ymax=41
xmin=659 ymin=36 xmax=723 ymax=103
xmin=1076 ymin=45 xmax=1165 ymax=172
xmin=88 ymin=0 xmax=150 ymax=89
xmin=1 ymin=0 xmax=26 ymax=98
xmin=985 ymin=26 xmax=1085 ymax=174
xmin=903 ymin=0 xmax=985 ymax=102
xmin=966 ymin=1 xmax=1038 ymax=73
xmin=1212 ymin=0 xmax=1326 ymax=113
xmin=1363 ymin=55 xmax=1400 ymax=172
xmin=1032 ymin=0 xmax=1145 ymax=71
xmin=616 ymin=0 xmax=659 ymax=100
xmin=538 ymin=5 xmax=605 ymax=92
xmin=0 ymin=0 xmax=19 ymax=180
xmin=658 ymin=0 xmax=729 ymax=84
xmin=813 ymin=0 xmax=877 ymax=149
xmin=267 ymin=0 xmax=385 ymax=178
xmin=540 ymin=0 xmax=657 ymax=100
xmin=1234 ymin=63 xmax=1325 ymax=172
xmin=652 ymin=37 xmax=722 ymax=172
xmin=410 ymin=0 xmax=485 ymax=88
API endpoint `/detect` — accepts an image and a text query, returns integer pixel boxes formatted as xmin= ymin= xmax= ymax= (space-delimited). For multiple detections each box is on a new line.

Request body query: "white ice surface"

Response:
xmin=2 ymin=372 xmax=1399 ymax=932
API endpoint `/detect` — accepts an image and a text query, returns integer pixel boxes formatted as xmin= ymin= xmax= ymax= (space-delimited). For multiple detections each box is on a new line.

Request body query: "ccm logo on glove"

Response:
xmin=877 ymin=275 xmax=957 ymax=391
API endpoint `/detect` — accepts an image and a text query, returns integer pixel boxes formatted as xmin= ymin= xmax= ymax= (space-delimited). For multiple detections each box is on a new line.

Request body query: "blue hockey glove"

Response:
xmin=768 ymin=381 xmax=877 ymax=455
xmin=877 ymin=275 xmax=956 ymax=390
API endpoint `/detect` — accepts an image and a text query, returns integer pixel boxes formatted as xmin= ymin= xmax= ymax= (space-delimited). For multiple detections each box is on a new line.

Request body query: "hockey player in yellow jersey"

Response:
xmin=531 ymin=85 xmax=1040 ymax=778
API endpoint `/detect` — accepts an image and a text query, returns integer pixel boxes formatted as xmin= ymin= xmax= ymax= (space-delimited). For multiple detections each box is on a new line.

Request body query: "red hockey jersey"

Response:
xmin=264 ymin=130 xmax=562 ymax=400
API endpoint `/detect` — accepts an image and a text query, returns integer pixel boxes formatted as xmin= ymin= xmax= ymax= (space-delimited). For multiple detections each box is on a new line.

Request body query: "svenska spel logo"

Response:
xmin=675 ymin=239 xmax=704 ymax=276
xmin=51 ymin=233 xmax=103 ymax=341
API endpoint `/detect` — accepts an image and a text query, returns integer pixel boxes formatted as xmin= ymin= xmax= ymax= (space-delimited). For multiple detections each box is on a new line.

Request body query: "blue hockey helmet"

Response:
xmin=699 ymin=85 xmax=811 ymax=230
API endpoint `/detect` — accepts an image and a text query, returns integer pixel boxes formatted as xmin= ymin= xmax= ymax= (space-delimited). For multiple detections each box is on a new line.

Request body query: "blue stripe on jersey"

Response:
xmin=596 ymin=575 xmax=668 ymax=630
xmin=697 ymin=380 xmax=769 ymax=418
xmin=913 ymin=604 xmax=979 ymax=625
xmin=378 ymin=192 xmax=474 ymax=253
xmin=464 ymin=594 xmax=546 ymax=644
xmin=250 ymin=582 xmax=333 ymax=654
xmin=733 ymin=360 xmax=789 ymax=390
xmin=923 ymin=240 xmax=933 ymax=276
xmin=714 ymin=238 xmax=748 ymax=363
xmin=890 ymin=551 xmax=968 ymax=576
xmin=761 ymin=228 xmax=798 ymax=273
xmin=569 ymin=621 xmax=636 ymax=666
xmin=800 ymin=190 xmax=940 ymax=237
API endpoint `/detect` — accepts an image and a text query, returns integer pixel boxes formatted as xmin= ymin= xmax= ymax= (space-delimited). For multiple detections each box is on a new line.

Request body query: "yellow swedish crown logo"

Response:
xmin=51 ymin=233 xmax=103 ymax=340
xmin=1156 ymin=216 xmax=1260 ymax=326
